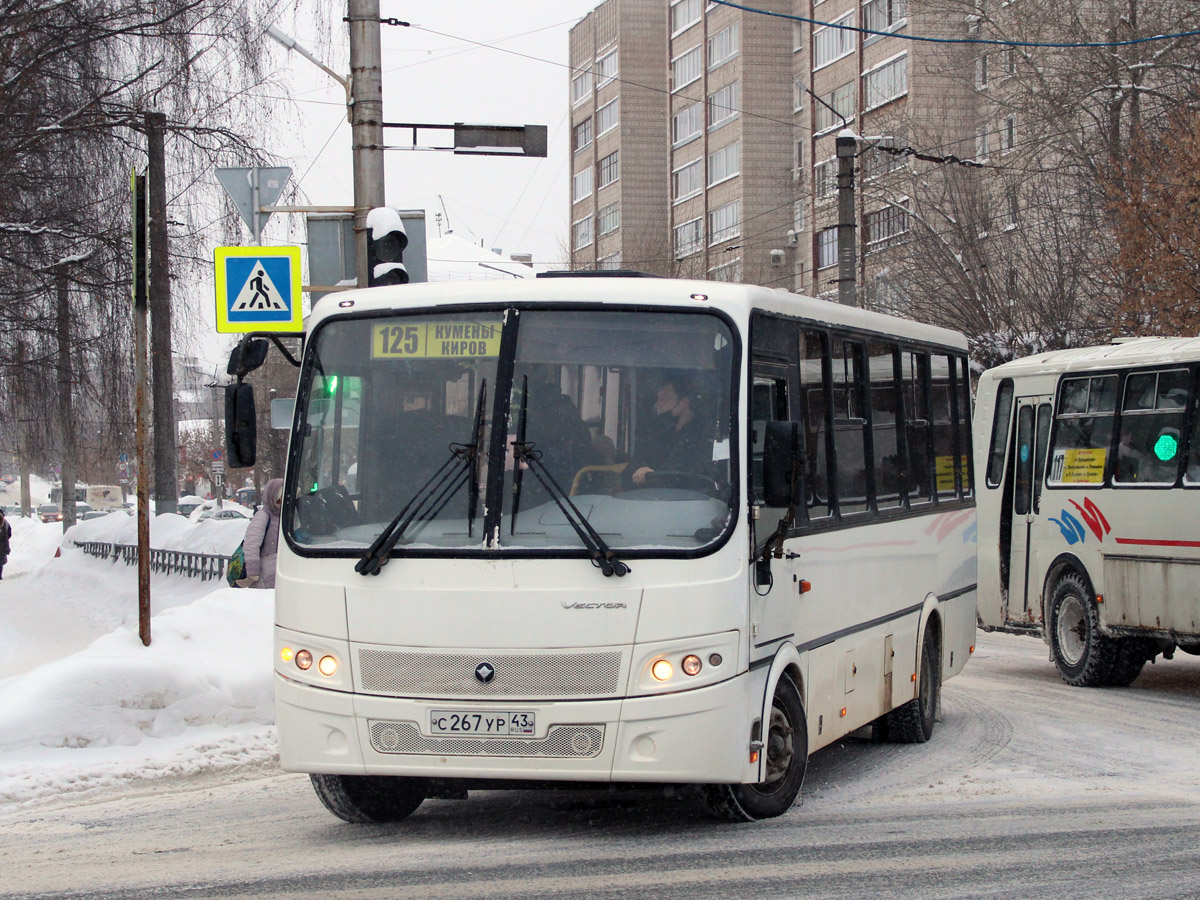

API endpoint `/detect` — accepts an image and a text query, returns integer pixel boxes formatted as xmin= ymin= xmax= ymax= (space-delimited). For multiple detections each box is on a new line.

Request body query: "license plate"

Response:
xmin=430 ymin=710 xmax=536 ymax=737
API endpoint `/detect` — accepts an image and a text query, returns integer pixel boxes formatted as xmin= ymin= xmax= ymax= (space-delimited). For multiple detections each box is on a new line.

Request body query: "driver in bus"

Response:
xmin=628 ymin=372 xmax=713 ymax=486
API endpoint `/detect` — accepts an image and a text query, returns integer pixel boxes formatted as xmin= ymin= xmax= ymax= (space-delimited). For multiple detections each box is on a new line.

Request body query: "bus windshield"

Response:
xmin=288 ymin=307 xmax=737 ymax=556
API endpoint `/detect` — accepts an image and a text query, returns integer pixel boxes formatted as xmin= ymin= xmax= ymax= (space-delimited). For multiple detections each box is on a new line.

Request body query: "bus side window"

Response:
xmin=1188 ymin=369 xmax=1200 ymax=486
xmin=1114 ymin=368 xmax=1189 ymax=487
xmin=986 ymin=380 xmax=1015 ymax=488
xmin=957 ymin=357 xmax=974 ymax=497
xmin=1033 ymin=403 xmax=1052 ymax=512
xmin=1048 ymin=374 xmax=1117 ymax=486
xmin=800 ymin=329 xmax=833 ymax=520
xmin=832 ymin=338 xmax=870 ymax=514
xmin=932 ymin=356 xmax=957 ymax=499
xmin=902 ymin=351 xmax=933 ymax=505
xmin=869 ymin=341 xmax=903 ymax=510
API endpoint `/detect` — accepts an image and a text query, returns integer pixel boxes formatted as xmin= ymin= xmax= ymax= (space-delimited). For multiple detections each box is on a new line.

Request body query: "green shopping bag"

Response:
xmin=226 ymin=541 xmax=246 ymax=587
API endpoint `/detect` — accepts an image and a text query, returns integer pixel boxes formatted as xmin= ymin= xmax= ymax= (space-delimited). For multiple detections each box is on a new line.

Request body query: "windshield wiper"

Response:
xmin=510 ymin=375 xmax=529 ymax=535
xmin=511 ymin=440 xmax=630 ymax=578
xmin=355 ymin=379 xmax=487 ymax=576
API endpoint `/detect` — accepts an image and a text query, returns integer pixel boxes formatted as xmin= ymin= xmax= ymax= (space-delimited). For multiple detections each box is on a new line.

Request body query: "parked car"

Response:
xmin=80 ymin=510 xmax=111 ymax=520
xmin=198 ymin=508 xmax=252 ymax=522
xmin=176 ymin=495 xmax=204 ymax=518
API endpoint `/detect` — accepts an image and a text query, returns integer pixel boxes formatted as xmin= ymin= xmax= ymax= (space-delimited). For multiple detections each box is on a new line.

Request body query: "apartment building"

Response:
xmin=569 ymin=0 xmax=976 ymax=309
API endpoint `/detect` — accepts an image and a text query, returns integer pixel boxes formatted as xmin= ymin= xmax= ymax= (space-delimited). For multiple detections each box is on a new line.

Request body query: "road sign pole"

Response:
xmin=348 ymin=0 xmax=386 ymax=287
xmin=132 ymin=170 xmax=152 ymax=647
xmin=252 ymin=167 xmax=261 ymax=243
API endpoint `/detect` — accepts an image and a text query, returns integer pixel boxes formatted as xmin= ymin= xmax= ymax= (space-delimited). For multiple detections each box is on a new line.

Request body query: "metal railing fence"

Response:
xmin=73 ymin=541 xmax=230 ymax=582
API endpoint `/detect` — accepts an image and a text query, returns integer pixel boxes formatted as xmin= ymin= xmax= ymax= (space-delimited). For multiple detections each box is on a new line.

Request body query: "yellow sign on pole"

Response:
xmin=214 ymin=245 xmax=303 ymax=333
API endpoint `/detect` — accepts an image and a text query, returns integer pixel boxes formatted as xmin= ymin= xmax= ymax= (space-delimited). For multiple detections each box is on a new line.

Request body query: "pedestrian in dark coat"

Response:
xmin=0 ymin=508 xmax=11 ymax=579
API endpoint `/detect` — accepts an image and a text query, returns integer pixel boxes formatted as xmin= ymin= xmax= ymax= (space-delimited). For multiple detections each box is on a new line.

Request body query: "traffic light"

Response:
xmin=366 ymin=207 xmax=409 ymax=287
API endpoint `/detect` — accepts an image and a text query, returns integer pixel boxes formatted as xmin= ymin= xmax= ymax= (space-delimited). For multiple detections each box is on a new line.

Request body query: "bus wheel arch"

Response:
xmin=1046 ymin=568 xmax=1118 ymax=687
xmin=1041 ymin=553 xmax=1093 ymax=637
xmin=884 ymin=607 xmax=942 ymax=743
xmin=701 ymin=650 xmax=807 ymax=822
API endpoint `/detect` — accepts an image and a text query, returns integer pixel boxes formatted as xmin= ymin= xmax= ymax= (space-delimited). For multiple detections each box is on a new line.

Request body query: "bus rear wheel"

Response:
xmin=1048 ymin=572 xmax=1117 ymax=687
xmin=701 ymin=674 xmax=807 ymax=822
xmin=885 ymin=617 xmax=940 ymax=743
xmin=310 ymin=774 xmax=426 ymax=823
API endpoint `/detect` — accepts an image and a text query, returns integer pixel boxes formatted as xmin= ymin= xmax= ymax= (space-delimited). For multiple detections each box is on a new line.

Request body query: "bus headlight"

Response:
xmin=318 ymin=655 xmax=338 ymax=677
xmin=682 ymin=654 xmax=703 ymax=676
xmin=295 ymin=649 xmax=313 ymax=670
xmin=651 ymin=659 xmax=674 ymax=681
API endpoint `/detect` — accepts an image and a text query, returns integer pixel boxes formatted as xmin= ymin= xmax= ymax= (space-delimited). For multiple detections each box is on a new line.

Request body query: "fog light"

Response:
xmin=708 ymin=653 xmax=723 ymax=667
xmin=318 ymin=655 xmax=338 ymax=677
xmin=682 ymin=654 xmax=702 ymax=676
xmin=280 ymin=647 xmax=294 ymax=663
xmin=295 ymin=649 xmax=313 ymax=670
xmin=651 ymin=659 xmax=673 ymax=681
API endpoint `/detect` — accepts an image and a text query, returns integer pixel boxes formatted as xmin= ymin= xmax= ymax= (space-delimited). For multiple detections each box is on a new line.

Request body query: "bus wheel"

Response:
xmin=1048 ymin=572 xmax=1116 ymax=687
xmin=701 ymin=674 xmax=807 ymax=821
xmin=310 ymin=774 xmax=426 ymax=823
xmin=886 ymin=618 xmax=940 ymax=743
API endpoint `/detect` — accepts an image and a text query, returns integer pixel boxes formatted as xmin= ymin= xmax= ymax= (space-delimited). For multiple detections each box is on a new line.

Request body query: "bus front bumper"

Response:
xmin=275 ymin=671 xmax=759 ymax=785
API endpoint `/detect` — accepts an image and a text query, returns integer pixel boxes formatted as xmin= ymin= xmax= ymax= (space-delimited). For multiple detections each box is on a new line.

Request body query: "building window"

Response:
xmin=1001 ymin=47 xmax=1016 ymax=77
xmin=793 ymin=200 xmax=805 ymax=233
xmin=672 ymin=45 xmax=702 ymax=90
xmin=708 ymin=141 xmax=740 ymax=185
xmin=814 ymin=157 xmax=837 ymax=199
xmin=598 ymin=251 xmax=622 ymax=270
xmin=597 ymin=99 xmax=619 ymax=136
xmin=673 ymin=158 xmax=704 ymax=202
xmin=709 ymin=258 xmax=742 ymax=282
xmin=815 ymin=82 xmax=854 ymax=134
xmin=794 ymin=79 xmax=805 ymax=112
xmin=572 ymin=70 xmax=593 ymax=106
xmin=863 ymin=0 xmax=906 ymax=39
xmin=573 ymin=167 xmax=593 ymax=202
xmin=674 ymin=217 xmax=703 ymax=257
xmin=793 ymin=20 xmax=803 ymax=52
xmin=864 ymin=202 xmax=910 ymax=252
xmin=709 ymin=199 xmax=740 ymax=244
xmin=672 ymin=102 xmax=703 ymax=146
xmin=863 ymin=53 xmax=907 ymax=111
xmin=976 ymin=53 xmax=989 ymax=90
xmin=975 ymin=123 xmax=990 ymax=160
xmin=816 ymin=226 xmax=838 ymax=269
xmin=598 ymin=150 xmax=619 ymax=188
xmin=708 ymin=22 xmax=739 ymax=68
xmin=597 ymin=202 xmax=620 ymax=236
xmin=671 ymin=0 xmax=702 ymax=36
xmin=793 ymin=139 xmax=804 ymax=173
xmin=708 ymin=81 xmax=739 ymax=130
xmin=814 ymin=11 xmax=855 ymax=69
xmin=573 ymin=216 xmax=593 ymax=250
xmin=863 ymin=138 xmax=906 ymax=179
xmin=596 ymin=50 xmax=618 ymax=87
xmin=573 ymin=117 xmax=592 ymax=153
xmin=1001 ymin=115 xmax=1017 ymax=152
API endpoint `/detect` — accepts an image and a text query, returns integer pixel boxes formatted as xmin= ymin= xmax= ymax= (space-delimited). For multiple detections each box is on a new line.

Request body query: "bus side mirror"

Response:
xmin=225 ymin=382 xmax=257 ymax=468
xmin=227 ymin=338 xmax=270 ymax=379
xmin=763 ymin=421 xmax=805 ymax=508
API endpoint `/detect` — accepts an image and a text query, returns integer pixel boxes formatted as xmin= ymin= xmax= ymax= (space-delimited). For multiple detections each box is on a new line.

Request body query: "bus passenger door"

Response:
xmin=1005 ymin=398 xmax=1052 ymax=624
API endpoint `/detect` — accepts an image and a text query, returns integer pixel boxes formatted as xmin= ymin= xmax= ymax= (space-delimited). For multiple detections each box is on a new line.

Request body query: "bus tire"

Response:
xmin=1105 ymin=638 xmax=1152 ymax=687
xmin=701 ymin=674 xmax=807 ymax=821
xmin=310 ymin=774 xmax=426 ymax=823
xmin=1048 ymin=572 xmax=1116 ymax=687
xmin=885 ymin=617 xmax=940 ymax=743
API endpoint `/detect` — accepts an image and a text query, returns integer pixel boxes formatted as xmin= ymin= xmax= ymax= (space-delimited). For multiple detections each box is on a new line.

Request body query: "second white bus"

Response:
xmin=975 ymin=338 xmax=1200 ymax=685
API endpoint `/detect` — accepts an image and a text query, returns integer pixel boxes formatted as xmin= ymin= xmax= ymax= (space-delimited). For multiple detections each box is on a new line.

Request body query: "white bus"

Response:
xmin=975 ymin=338 xmax=1200 ymax=686
xmin=230 ymin=276 xmax=977 ymax=823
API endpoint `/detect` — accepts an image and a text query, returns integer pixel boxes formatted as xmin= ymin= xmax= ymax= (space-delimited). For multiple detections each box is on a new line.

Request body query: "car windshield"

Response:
xmin=288 ymin=307 xmax=737 ymax=556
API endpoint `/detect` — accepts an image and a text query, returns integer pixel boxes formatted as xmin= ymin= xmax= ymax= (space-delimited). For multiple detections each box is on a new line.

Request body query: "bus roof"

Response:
xmin=983 ymin=337 xmax=1200 ymax=379
xmin=307 ymin=277 xmax=968 ymax=352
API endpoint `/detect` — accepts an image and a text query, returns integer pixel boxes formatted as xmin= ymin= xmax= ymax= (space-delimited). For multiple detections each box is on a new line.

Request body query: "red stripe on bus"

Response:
xmin=1113 ymin=538 xmax=1200 ymax=548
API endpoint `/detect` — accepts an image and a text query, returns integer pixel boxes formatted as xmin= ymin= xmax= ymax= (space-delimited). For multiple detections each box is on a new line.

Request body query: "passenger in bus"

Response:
xmin=517 ymin=374 xmax=601 ymax=501
xmin=1115 ymin=425 xmax=1145 ymax=482
xmin=628 ymin=373 xmax=713 ymax=486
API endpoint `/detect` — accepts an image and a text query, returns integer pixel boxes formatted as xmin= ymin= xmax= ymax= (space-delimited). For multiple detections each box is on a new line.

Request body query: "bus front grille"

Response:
xmin=357 ymin=648 xmax=623 ymax=698
xmin=368 ymin=721 xmax=605 ymax=758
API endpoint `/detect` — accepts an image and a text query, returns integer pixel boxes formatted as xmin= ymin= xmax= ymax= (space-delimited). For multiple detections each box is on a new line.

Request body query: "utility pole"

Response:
xmin=132 ymin=170 xmax=152 ymax=646
xmin=836 ymin=131 xmax=858 ymax=307
xmin=16 ymin=339 xmax=31 ymax=517
xmin=348 ymin=0 xmax=386 ymax=286
xmin=146 ymin=111 xmax=178 ymax=514
xmin=55 ymin=269 xmax=77 ymax=531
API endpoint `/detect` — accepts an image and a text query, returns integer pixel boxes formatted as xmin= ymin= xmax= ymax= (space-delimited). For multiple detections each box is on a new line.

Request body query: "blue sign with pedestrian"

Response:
xmin=214 ymin=245 xmax=303 ymax=333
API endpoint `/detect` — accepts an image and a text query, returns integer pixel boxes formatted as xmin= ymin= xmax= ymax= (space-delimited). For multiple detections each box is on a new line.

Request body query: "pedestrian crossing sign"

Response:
xmin=214 ymin=245 xmax=303 ymax=333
